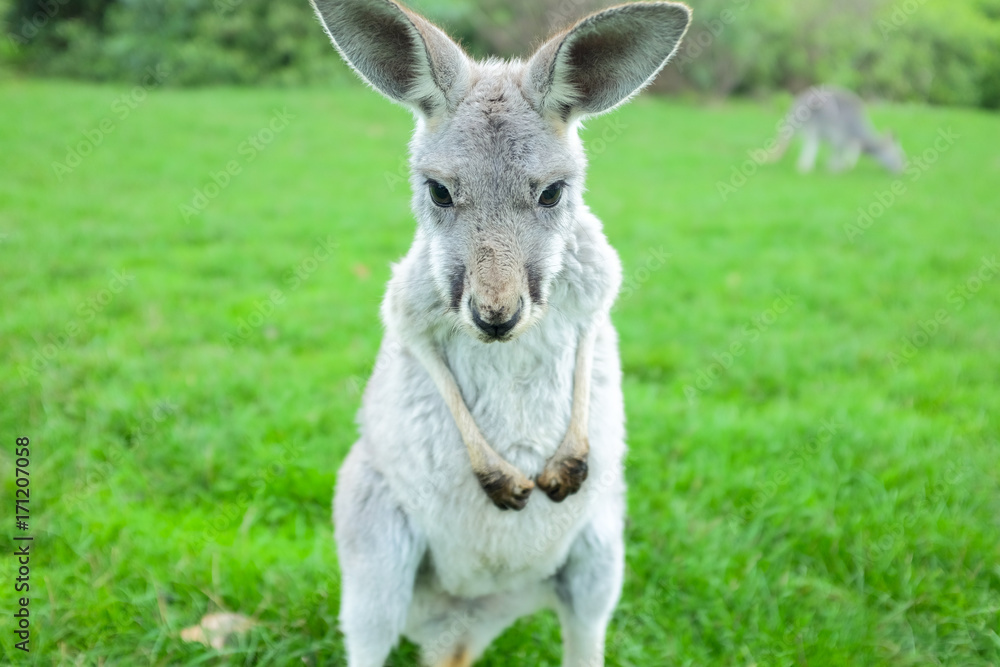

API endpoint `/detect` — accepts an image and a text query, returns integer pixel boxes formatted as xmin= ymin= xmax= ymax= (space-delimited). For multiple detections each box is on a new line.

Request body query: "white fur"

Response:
xmin=309 ymin=2 xmax=691 ymax=665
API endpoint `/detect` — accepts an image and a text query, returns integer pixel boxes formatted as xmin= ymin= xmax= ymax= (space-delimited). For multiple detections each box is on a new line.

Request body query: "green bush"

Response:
xmin=670 ymin=0 xmax=1000 ymax=108
xmin=3 ymin=0 xmax=350 ymax=85
xmin=3 ymin=0 xmax=999 ymax=107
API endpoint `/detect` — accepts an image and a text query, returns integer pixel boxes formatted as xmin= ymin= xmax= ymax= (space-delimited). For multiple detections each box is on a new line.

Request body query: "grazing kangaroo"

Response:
xmin=768 ymin=86 xmax=906 ymax=173
xmin=309 ymin=0 xmax=690 ymax=665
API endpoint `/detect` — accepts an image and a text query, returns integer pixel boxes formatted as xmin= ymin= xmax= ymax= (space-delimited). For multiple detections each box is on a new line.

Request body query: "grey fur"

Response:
xmin=526 ymin=2 xmax=693 ymax=119
xmin=769 ymin=85 xmax=906 ymax=173
xmin=308 ymin=1 xmax=690 ymax=665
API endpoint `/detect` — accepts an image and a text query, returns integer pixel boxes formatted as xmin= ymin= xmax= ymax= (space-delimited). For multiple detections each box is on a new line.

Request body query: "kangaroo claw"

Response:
xmin=537 ymin=455 xmax=589 ymax=503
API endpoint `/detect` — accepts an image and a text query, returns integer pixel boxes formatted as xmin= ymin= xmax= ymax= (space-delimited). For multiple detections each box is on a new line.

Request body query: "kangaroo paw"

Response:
xmin=537 ymin=453 xmax=589 ymax=503
xmin=476 ymin=469 xmax=535 ymax=511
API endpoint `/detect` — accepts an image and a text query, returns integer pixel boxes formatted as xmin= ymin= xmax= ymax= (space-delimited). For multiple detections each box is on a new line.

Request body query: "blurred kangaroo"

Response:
xmin=308 ymin=1 xmax=690 ymax=665
xmin=768 ymin=86 xmax=906 ymax=173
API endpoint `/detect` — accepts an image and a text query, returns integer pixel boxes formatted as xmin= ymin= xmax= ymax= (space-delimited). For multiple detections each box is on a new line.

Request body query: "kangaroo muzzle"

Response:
xmin=470 ymin=296 xmax=522 ymax=338
xmin=467 ymin=247 xmax=527 ymax=341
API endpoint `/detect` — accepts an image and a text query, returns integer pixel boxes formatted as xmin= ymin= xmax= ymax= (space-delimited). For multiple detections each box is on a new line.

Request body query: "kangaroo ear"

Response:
xmin=310 ymin=0 xmax=470 ymax=117
xmin=525 ymin=2 xmax=691 ymax=120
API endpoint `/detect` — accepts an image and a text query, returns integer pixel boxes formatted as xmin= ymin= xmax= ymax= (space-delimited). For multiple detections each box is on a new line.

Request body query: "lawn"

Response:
xmin=1 ymin=78 xmax=998 ymax=665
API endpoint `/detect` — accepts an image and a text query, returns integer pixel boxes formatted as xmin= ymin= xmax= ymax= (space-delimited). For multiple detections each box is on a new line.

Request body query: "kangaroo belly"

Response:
xmin=446 ymin=316 xmax=579 ymax=471
xmin=421 ymin=478 xmax=596 ymax=596
xmin=358 ymin=318 xmax=626 ymax=598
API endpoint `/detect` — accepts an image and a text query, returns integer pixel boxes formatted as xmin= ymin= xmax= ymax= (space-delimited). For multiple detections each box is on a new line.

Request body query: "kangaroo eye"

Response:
xmin=428 ymin=181 xmax=453 ymax=207
xmin=538 ymin=183 xmax=563 ymax=208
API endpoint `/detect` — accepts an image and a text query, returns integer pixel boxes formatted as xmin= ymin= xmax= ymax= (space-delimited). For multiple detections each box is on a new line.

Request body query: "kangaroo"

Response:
xmin=768 ymin=86 xmax=906 ymax=174
xmin=308 ymin=1 xmax=690 ymax=665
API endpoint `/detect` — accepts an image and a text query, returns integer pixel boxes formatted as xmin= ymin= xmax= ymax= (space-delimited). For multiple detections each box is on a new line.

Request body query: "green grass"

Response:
xmin=1 ymin=78 xmax=998 ymax=665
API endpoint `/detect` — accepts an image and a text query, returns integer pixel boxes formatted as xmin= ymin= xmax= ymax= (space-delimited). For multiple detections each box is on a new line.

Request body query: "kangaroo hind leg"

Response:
xmin=797 ymin=129 xmax=820 ymax=173
xmin=553 ymin=495 xmax=626 ymax=667
xmin=335 ymin=447 xmax=426 ymax=667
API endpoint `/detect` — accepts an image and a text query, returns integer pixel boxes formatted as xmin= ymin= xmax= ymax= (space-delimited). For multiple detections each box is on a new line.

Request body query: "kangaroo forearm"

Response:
xmin=411 ymin=344 xmax=490 ymax=465
xmin=536 ymin=327 xmax=595 ymax=502
xmin=436 ymin=372 xmax=497 ymax=471
xmin=411 ymin=343 xmax=535 ymax=510
xmin=564 ymin=328 xmax=595 ymax=450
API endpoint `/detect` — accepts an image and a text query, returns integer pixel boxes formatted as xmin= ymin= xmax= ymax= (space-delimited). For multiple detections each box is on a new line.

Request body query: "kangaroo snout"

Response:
xmin=470 ymin=297 xmax=522 ymax=339
xmin=461 ymin=243 xmax=532 ymax=342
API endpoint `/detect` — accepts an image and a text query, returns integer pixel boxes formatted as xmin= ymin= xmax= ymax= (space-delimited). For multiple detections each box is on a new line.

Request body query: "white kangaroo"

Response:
xmin=309 ymin=1 xmax=691 ymax=665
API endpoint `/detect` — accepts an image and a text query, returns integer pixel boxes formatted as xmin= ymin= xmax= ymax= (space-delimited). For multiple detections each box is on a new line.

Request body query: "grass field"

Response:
xmin=1 ymin=78 xmax=999 ymax=665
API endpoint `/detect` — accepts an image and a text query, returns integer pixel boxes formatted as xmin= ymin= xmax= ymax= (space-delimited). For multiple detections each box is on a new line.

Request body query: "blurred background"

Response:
xmin=3 ymin=0 xmax=1000 ymax=106
xmin=1 ymin=0 xmax=999 ymax=665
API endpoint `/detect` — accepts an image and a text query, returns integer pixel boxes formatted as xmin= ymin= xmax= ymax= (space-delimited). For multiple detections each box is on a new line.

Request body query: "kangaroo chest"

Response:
xmin=443 ymin=319 xmax=578 ymax=466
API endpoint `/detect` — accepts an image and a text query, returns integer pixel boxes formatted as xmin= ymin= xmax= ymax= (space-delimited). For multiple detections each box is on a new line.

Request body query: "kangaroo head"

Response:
xmin=312 ymin=0 xmax=690 ymax=342
xmin=874 ymin=130 xmax=906 ymax=174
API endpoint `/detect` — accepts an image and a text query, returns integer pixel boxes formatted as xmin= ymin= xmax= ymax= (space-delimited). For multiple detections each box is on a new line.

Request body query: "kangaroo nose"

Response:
xmin=471 ymin=300 xmax=522 ymax=339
